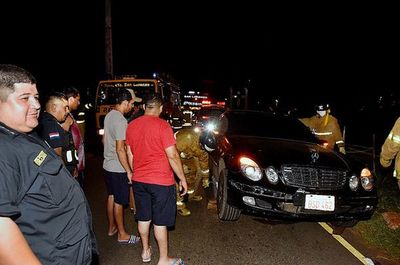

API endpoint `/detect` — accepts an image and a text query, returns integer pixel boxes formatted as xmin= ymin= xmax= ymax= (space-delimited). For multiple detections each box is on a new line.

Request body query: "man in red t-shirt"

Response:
xmin=126 ymin=94 xmax=187 ymax=265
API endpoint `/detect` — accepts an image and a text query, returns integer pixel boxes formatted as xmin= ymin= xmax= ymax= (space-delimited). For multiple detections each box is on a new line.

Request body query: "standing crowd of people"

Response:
xmin=1 ymin=64 xmax=399 ymax=265
xmin=0 ymin=64 xmax=97 ymax=265
xmin=0 ymin=64 xmax=194 ymax=265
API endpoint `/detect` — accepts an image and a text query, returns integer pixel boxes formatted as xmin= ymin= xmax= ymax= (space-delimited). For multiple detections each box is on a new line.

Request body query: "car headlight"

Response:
xmin=349 ymin=174 xmax=359 ymax=191
xmin=265 ymin=166 xmax=279 ymax=185
xmin=360 ymin=168 xmax=374 ymax=191
xmin=239 ymin=157 xmax=262 ymax=181
xmin=206 ymin=122 xmax=216 ymax=132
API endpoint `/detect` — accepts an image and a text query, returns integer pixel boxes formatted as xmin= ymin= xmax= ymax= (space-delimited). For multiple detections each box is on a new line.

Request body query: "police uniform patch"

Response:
xmin=34 ymin=150 xmax=47 ymax=166
xmin=49 ymin=132 xmax=60 ymax=139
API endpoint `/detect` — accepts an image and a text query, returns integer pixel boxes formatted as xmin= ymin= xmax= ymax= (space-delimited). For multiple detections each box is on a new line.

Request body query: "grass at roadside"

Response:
xmin=354 ymin=168 xmax=400 ymax=260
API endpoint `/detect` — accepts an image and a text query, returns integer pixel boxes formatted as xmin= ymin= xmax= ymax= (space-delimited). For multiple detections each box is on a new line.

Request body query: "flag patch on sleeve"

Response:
xmin=49 ymin=132 xmax=60 ymax=139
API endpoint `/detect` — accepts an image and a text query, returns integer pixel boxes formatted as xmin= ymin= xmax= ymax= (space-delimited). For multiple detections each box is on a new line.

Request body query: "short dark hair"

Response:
xmin=44 ymin=91 xmax=68 ymax=111
xmin=144 ymin=93 xmax=164 ymax=108
xmin=116 ymin=89 xmax=132 ymax=104
xmin=0 ymin=64 xmax=36 ymax=101
xmin=63 ymin=86 xmax=80 ymax=99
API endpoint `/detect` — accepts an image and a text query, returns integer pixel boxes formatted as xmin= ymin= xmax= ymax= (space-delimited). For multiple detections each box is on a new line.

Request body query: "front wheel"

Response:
xmin=330 ymin=220 xmax=359 ymax=228
xmin=329 ymin=220 xmax=359 ymax=235
xmin=217 ymin=171 xmax=241 ymax=221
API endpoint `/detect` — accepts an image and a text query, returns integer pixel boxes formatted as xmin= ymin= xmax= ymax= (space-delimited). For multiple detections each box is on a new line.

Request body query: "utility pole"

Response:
xmin=105 ymin=0 xmax=114 ymax=79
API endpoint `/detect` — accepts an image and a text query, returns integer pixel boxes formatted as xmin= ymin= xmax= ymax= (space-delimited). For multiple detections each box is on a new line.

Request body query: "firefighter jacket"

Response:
xmin=380 ymin=117 xmax=400 ymax=180
xmin=175 ymin=128 xmax=209 ymax=176
xmin=300 ymin=113 xmax=344 ymax=150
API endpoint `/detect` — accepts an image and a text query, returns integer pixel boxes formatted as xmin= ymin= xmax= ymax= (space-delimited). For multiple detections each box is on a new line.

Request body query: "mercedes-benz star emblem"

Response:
xmin=310 ymin=150 xmax=319 ymax=163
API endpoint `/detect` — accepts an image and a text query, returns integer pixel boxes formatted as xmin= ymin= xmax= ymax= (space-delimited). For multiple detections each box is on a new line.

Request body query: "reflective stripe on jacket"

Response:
xmin=300 ymin=114 xmax=344 ymax=150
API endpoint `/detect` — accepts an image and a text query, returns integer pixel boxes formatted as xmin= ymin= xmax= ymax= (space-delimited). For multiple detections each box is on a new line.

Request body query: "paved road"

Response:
xmin=84 ymin=153 xmax=362 ymax=265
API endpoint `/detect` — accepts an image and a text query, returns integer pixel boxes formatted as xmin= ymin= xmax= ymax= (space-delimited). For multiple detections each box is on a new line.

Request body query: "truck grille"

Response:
xmin=280 ymin=165 xmax=347 ymax=189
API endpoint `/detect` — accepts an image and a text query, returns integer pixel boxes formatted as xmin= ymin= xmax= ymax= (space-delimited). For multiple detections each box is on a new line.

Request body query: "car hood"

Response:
xmin=228 ymin=135 xmax=351 ymax=170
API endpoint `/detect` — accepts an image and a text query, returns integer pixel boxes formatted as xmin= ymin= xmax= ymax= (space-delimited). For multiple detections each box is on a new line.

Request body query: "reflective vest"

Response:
xmin=300 ymin=114 xmax=344 ymax=150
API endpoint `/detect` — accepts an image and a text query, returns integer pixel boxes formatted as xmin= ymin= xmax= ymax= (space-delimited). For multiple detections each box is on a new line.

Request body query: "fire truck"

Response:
xmin=94 ymin=75 xmax=181 ymax=135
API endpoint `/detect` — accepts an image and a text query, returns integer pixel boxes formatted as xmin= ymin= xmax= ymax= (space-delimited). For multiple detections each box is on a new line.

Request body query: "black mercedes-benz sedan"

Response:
xmin=200 ymin=110 xmax=377 ymax=227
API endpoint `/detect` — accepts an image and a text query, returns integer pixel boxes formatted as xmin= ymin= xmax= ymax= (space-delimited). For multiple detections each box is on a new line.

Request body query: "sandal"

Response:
xmin=171 ymin=258 xmax=184 ymax=265
xmin=141 ymin=246 xmax=152 ymax=263
xmin=107 ymin=228 xmax=117 ymax=236
xmin=117 ymin=234 xmax=140 ymax=245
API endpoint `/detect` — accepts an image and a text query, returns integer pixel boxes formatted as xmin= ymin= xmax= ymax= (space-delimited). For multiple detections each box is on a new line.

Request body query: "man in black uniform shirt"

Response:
xmin=38 ymin=92 xmax=79 ymax=177
xmin=0 ymin=64 xmax=96 ymax=265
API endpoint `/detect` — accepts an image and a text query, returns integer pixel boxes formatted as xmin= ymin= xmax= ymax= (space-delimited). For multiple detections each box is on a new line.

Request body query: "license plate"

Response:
xmin=304 ymin=194 xmax=335 ymax=211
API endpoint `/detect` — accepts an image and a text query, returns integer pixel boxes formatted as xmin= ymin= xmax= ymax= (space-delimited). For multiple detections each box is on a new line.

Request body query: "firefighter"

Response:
xmin=300 ymin=103 xmax=346 ymax=154
xmin=174 ymin=125 xmax=210 ymax=216
xmin=380 ymin=117 xmax=400 ymax=189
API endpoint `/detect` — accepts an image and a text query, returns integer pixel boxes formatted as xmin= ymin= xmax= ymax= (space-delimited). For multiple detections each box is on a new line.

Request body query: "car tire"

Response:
xmin=210 ymin=160 xmax=218 ymax=199
xmin=217 ymin=171 xmax=241 ymax=221
xmin=329 ymin=220 xmax=359 ymax=229
xmin=328 ymin=220 xmax=359 ymax=235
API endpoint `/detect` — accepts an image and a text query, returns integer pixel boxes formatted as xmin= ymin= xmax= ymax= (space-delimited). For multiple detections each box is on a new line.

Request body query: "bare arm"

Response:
xmin=165 ymin=145 xmax=188 ymax=195
xmin=0 ymin=217 xmax=41 ymax=265
xmin=126 ymin=145 xmax=133 ymax=170
xmin=116 ymin=140 xmax=132 ymax=182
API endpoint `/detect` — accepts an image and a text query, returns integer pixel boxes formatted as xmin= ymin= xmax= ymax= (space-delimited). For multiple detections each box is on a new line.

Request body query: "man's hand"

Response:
xmin=127 ymin=171 xmax=133 ymax=184
xmin=179 ymin=179 xmax=188 ymax=196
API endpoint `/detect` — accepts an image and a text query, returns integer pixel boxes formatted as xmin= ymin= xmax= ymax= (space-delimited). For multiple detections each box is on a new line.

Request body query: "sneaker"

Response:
xmin=177 ymin=207 xmax=191 ymax=216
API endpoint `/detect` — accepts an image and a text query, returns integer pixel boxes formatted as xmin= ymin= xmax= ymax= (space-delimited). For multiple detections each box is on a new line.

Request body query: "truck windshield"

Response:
xmin=96 ymin=81 xmax=156 ymax=106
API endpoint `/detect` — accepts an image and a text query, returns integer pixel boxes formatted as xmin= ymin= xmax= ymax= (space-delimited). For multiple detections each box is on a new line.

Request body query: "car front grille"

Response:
xmin=280 ymin=165 xmax=347 ymax=189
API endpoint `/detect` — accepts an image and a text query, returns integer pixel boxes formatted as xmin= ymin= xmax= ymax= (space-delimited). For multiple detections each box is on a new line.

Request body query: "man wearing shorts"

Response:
xmin=103 ymin=89 xmax=139 ymax=244
xmin=126 ymin=94 xmax=187 ymax=265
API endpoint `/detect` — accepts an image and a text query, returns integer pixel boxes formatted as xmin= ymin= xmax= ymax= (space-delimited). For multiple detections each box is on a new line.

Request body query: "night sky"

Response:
xmin=1 ymin=2 xmax=398 ymax=110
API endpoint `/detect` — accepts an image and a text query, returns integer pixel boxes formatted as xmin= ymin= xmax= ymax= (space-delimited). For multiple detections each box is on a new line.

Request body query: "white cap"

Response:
xmin=127 ymin=89 xmax=143 ymax=102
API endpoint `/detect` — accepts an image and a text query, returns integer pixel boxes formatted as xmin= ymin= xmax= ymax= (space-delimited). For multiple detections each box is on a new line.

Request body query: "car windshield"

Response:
xmin=221 ymin=111 xmax=317 ymax=143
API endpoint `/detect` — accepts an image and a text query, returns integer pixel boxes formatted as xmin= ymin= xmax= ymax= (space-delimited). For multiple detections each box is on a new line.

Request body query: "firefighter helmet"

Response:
xmin=200 ymin=131 xmax=217 ymax=152
xmin=315 ymin=103 xmax=330 ymax=111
